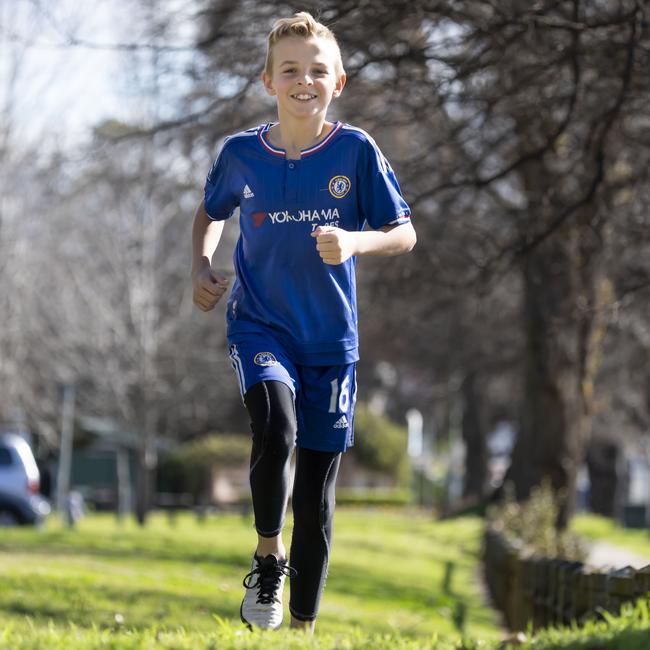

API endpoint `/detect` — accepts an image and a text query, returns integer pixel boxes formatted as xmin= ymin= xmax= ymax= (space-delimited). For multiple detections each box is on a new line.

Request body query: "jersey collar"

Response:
xmin=258 ymin=121 xmax=343 ymax=158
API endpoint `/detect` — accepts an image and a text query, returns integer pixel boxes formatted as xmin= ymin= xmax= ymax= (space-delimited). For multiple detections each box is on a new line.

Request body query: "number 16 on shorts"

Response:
xmin=328 ymin=373 xmax=355 ymax=414
xmin=298 ymin=363 xmax=357 ymax=451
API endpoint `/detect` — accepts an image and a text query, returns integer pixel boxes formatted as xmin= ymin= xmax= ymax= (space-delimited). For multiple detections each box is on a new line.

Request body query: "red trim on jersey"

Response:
xmin=301 ymin=122 xmax=343 ymax=156
xmin=258 ymin=125 xmax=285 ymax=156
xmin=258 ymin=122 xmax=342 ymax=157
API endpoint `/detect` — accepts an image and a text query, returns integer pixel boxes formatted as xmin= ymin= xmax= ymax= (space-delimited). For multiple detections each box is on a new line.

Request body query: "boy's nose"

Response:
xmin=297 ymin=73 xmax=314 ymax=85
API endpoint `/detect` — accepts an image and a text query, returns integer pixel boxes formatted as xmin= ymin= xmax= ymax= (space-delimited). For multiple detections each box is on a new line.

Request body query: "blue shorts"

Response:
xmin=228 ymin=333 xmax=356 ymax=452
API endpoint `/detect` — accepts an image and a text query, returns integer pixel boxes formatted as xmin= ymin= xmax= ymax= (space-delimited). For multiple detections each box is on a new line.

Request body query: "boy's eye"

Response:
xmin=282 ymin=68 xmax=296 ymax=74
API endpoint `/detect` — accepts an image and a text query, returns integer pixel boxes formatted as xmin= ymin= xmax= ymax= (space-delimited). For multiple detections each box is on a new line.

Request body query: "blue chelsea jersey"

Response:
xmin=204 ymin=121 xmax=411 ymax=366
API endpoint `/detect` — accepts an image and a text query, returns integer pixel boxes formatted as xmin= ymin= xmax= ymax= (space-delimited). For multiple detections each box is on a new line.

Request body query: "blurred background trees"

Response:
xmin=1 ymin=0 xmax=649 ymax=525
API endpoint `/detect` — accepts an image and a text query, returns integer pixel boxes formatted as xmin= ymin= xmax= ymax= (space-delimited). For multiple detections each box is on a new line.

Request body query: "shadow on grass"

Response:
xmin=608 ymin=627 xmax=650 ymax=650
xmin=327 ymin=560 xmax=462 ymax=611
xmin=0 ymin=574 xmax=236 ymax=630
xmin=0 ymin=540 xmax=249 ymax=570
xmin=531 ymin=626 xmax=650 ymax=650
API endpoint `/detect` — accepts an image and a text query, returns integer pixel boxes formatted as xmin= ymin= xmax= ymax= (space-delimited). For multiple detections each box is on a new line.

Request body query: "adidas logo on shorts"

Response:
xmin=333 ymin=415 xmax=349 ymax=429
xmin=243 ymin=184 xmax=255 ymax=199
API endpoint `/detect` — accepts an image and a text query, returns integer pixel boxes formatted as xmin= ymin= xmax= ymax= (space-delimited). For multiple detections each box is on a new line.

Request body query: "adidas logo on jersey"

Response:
xmin=333 ymin=415 xmax=349 ymax=429
xmin=243 ymin=184 xmax=254 ymax=199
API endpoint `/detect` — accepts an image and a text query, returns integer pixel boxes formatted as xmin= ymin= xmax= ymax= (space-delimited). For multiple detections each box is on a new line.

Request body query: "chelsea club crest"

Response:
xmin=254 ymin=352 xmax=277 ymax=367
xmin=328 ymin=175 xmax=351 ymax=198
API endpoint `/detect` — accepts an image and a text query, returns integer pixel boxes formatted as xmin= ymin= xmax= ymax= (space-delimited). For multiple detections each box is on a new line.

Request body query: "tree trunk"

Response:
xmin=586 ymin=437 xmax=626 ymax=519
xmin=55 ymin=383 xmax=75 ymax=522
xmin=134 ymin=448 xmax=148 ymax=526
xmin=134 ymin=407 xmax=157 ymax=526
xmin=461 ymin=371 xmax=487 ymax=500
xmin=116 ymin=445 xmax=132 ymax=522
xmin=134 ymin=439 xmax=154 ymax=526
xmin=507 ymin=220 xmax=608 ymax=528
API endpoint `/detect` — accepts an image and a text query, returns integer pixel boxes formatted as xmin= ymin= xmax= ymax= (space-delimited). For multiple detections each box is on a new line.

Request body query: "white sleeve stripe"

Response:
xmin=228 ymin=345 xmax=246 ymax=402
xmin=388 ymin=214 xmax=412 ymax=224
xmin=341 ymin=124 xmax=389 ymax=173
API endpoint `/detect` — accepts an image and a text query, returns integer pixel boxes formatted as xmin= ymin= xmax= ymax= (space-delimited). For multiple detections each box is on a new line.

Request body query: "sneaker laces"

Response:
xmin=242 ymin=556 xmax=296 ymax=605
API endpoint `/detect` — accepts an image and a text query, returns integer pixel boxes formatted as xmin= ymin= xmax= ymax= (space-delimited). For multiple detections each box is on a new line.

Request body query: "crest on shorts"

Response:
xmin=254 ymin=352 xmax=277 ymax=367
xmin=328 ymin=175 xmax=351 ymax=198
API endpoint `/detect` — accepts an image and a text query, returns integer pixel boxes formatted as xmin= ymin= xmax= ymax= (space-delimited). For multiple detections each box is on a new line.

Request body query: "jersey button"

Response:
xmin=288 ymin=162 xmax=295 ymax=169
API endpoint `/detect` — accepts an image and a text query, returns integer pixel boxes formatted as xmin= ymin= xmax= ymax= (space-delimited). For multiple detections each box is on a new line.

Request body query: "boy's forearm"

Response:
xmin=354 ymin=221 xmax=416 ymax=257
xmin=192 ymin=201 xmax=224 ymax=277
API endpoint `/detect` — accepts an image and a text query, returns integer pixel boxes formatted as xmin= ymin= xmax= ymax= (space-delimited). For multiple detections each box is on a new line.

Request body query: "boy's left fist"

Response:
xmin=311 ymin=226 xmax=357 ymax=265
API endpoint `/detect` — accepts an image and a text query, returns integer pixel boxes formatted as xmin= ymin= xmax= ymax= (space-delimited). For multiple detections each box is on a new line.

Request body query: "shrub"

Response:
xmin=158 ymin=433 xmax=250 ymax=501
xmin=177 ymin=433 xmax=251 ymax=468
xmin=336 ymin=487 xmax=411 ymax=507
xmin=351 ymin=405 xmax=410 ymax=485
xmin=488 ymin=481 xmax=588 ymax=561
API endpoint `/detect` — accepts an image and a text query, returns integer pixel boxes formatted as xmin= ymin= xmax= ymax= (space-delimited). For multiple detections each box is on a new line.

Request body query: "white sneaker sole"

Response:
xmin=240 ymin=600 xmax=283 ymax=630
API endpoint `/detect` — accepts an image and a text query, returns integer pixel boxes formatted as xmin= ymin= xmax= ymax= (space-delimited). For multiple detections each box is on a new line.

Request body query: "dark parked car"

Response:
xmin=0 ymin=488 xmax=51 ymax=526
xmin=0 ymin=433 xmax=41 ymax=498
xmin=0 ymin=433 xmax=50 ymax=526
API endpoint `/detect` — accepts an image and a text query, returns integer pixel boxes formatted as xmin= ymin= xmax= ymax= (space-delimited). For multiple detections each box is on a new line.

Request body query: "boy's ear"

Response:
xmin=332 ymin=73 xmax=347 ymax=98
xmin=261 ymin=71 xmax=276 ymax=96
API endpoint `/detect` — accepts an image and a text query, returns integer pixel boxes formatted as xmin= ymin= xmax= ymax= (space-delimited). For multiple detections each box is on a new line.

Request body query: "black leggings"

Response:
xmin=244 ymin=380 xmax=341 ymax=621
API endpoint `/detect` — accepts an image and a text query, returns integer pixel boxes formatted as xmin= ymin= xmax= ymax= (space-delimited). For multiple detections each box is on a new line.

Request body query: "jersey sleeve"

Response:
xmin=203 ymin=141 xmax=240 ymax=221
xmin=358 ymin=140 xmax=411 ymax=230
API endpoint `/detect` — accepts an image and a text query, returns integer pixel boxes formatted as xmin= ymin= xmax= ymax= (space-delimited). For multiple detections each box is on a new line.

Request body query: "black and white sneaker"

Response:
xmin=240 ymin=554 xmax=295 ymax=630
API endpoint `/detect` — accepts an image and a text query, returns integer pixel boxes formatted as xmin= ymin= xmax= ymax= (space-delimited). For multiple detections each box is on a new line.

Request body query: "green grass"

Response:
xmin=0 ymin=600 xmax=648 ymax=650
xmin=0 ymin=508 xmax=499 ymax=646
xmin=515 ymin=601 xmax=650 ymax=650
xmin=1 ymin=509 xmax=648 ymax=649
xmin=573 ymin=514 xmax=650 ymax=560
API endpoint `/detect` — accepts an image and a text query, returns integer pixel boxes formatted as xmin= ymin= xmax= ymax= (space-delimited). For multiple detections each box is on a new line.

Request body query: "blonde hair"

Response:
xmin=264 ymin=11 xmax=345 ymax=77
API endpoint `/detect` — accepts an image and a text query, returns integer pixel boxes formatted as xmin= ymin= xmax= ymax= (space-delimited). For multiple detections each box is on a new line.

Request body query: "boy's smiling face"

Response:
xmin=262 ymin=36 xmax=346 ymax=122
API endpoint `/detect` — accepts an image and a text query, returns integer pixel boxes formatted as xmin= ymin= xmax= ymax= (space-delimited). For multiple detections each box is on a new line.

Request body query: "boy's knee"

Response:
xmin=292 ymin=451 xmax=340 ymax=532
xmin=291 ymin=487 xmax=321 ymax=532
xmin=292 ymin=480 xmax=333 ymax=533
xmin=245 ymin=381 xmax=296 ymax=459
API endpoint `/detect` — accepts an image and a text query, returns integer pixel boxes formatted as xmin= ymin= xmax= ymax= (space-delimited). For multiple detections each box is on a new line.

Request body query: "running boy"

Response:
xmin=191 ymin=11 xmax=416 ymax=633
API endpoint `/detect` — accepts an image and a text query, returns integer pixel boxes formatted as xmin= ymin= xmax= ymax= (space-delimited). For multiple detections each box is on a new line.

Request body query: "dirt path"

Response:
xmin=586 ymin=541 xmax=650 ymax=570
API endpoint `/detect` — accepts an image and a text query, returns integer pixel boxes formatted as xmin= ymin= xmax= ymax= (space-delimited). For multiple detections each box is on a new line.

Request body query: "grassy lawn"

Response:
xmin=1 ymin=509 xmax=648 ymax=649
xmin=0 ymin=508 xmax=500 ymax=646
xmin=573 ymin=514 xmax=650 ymax=560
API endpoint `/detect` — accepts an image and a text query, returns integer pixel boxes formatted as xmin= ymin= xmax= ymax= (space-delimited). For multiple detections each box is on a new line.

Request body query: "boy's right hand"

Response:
xmin=192 ymin=265 xmax=229 ymax=312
